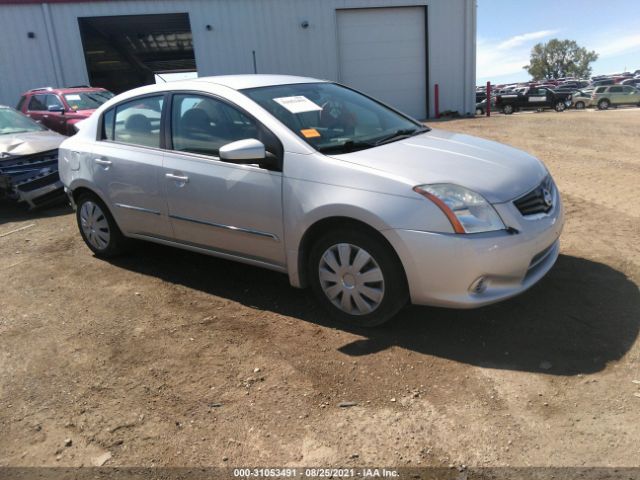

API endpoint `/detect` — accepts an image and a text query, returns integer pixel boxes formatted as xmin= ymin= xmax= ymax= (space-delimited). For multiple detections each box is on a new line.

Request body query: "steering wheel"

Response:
xmin=320 ymin=101 xmax=355 ymax=135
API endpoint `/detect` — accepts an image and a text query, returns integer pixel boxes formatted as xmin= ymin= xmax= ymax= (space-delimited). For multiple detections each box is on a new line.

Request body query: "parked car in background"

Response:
xmin=476 ymin=98 xmax=487 ymax=115
xmin=590 ymin=79 xmax=616 ymax=87
xmin=58 ymin=75 xmax=564 ymax=326
xmin=591 ymin=85 xmax=640 ymax=110
xmin=0 ymin=105 xmax=65 ymax=208
xmin=621 ymin=78 xmax=640 ymax=88
xmin=571 ymin=90 xmax=593 ymax=109
xmin=494 ymin=87 xmax=572 ymax=114
xmin=475 ymin=97 xmax=497 ymax=115
xmin=17 ymin=86 xmax=114 ymax=136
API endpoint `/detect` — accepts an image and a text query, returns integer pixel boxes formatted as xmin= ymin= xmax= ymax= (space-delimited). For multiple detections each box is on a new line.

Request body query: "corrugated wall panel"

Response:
xmin=0 ymin=4 xmax=61 ymax=106
xmin=0 ymin=0 xmax=475 ymax=117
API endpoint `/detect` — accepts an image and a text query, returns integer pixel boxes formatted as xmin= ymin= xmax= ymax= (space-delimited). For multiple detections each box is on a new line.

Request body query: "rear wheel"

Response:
xmin=308 ymin=228 xmax=408 ymax=327
xmin=575 ymin=101 xmax=585 ymax=110
xmin=503 ymin=104 xmax=514 ymax=115
xmin=76 ymin=193 xmax=128 ymax=258
xmin=476 ymin=108 xmax=484 ymax=116
xmin=554 ymin=101 xmax=566 ymax=112
xmin=598 ymin=99 xmax=610 ymax=110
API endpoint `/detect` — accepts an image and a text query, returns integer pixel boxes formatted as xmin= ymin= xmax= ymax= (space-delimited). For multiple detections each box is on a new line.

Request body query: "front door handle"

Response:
xmin=94 ymin=158 xmax=112 ymax=166
xmin=165 ymin=173 xmax=189 ymax=183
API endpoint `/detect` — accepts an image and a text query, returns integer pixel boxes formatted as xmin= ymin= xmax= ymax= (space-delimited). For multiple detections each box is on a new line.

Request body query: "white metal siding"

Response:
xmin=0 ymin=0 xmax=476 ymax=117
xmin=337 ymin=7 xmax=426 ymax=119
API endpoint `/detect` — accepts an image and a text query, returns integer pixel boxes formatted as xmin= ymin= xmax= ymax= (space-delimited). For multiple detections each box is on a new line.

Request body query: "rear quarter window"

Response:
xmin=101 ymin=108 xmax=115 ymax=140
xmin=16 ymin=96 xmax=26 ymax=111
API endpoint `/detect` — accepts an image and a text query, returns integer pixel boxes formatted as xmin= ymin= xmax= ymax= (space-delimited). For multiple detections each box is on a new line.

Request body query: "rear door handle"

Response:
xmin=165 ymin=173 xmax=189 ymax=183
xmin=94 ymin=158 xmax=112 ymax=166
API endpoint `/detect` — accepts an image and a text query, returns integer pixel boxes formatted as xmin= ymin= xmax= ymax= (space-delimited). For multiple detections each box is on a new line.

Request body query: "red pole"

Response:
xmin=434 ymin=84 xmax=440 ymax=119
xmin=486 ymin=81 xmax=491 ymax=117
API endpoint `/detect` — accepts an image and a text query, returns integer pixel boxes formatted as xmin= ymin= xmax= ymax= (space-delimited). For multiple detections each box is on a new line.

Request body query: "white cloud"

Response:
xmin=497 ymin=30 xmax=559 ymax=50
xmin=595 ymin=34 xmax=640 ymax=57
xmin=477 ymin=30 xmax=559 ymax=81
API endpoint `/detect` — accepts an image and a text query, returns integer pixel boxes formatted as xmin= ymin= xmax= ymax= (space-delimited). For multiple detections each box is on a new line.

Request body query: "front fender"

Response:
xmin=282 ymin=176 xmax=454 ymax=288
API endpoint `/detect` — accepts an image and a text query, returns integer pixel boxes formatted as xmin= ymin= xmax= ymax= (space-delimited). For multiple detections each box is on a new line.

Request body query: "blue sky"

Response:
xmin=477 ymin=0 xmax=640 ymax=84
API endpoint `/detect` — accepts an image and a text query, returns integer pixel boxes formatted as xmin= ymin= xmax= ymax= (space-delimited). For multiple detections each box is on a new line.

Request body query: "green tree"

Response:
xmin=524 ymin=39 xmax=598 ymax=80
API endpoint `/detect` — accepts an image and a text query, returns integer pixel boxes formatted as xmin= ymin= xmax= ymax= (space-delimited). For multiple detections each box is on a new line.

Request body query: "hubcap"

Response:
xmin=80 ymin=201 xmax=110 ymax=250
xmin=318 ymin=243 xmax=385 ymax=316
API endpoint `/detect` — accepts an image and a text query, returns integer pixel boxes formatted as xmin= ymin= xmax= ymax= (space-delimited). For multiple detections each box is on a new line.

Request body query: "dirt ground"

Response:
xmin=1 ymin=108 xmax=639 ymax=469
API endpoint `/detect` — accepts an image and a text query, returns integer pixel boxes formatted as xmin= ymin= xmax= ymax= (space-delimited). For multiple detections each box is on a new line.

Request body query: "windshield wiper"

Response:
xmin=318 ymin=140 xmax=375 ymax=154
xmin=374 ymin=127 xmax=429 ymax=146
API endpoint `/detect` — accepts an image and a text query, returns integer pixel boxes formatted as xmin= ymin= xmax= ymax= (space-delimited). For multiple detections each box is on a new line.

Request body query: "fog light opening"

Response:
xmin=469 ymin=276 xmax=488 ymax=295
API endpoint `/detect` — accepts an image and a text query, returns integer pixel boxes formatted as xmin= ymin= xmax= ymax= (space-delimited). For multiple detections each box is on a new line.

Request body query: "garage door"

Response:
xmin=336 ymin=7 xmax=427 ymax=119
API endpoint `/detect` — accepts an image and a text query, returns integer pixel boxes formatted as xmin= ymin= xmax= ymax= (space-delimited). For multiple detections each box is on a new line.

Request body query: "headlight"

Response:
xmin=413 ymin=184 xmax=506 ymax=234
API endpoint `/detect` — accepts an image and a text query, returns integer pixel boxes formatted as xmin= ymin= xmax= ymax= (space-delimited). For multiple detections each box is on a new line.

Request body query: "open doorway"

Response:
xmin=78 ymin=13 xmax=197 ymax=94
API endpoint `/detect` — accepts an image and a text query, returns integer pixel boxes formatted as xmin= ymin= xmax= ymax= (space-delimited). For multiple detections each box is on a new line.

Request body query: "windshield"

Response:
xmin=64 ymin=91 xmax=114 ymax=110
xmin=241 ymin=82 xmax=427 ymax=154
xmin=0 ymin=108 xmax=46 ymax=135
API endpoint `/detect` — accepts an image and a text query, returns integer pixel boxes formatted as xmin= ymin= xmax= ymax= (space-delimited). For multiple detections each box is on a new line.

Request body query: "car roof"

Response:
xmin=23 ymin=87 xmax=109 ymax=95
xmin=192 ymin=74 xmax=327 ymax=90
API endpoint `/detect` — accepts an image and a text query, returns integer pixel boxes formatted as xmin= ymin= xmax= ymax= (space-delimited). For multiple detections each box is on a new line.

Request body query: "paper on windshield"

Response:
xmin=300 ymin=128 xmax=321 ymax=138
xmin=273 ymin=96 xmax=322 ymax=114
xmin=65 ymin=94 xmax=82 ymax=101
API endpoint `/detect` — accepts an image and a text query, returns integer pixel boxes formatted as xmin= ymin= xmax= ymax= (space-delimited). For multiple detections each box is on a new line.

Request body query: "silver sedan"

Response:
xmin=59 ymin=75 xmax=564 ymax=326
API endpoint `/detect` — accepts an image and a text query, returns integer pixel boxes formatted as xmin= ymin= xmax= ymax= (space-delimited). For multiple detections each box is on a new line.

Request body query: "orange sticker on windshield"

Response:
xmin=301 ymin=128 xmax=321 ymax=138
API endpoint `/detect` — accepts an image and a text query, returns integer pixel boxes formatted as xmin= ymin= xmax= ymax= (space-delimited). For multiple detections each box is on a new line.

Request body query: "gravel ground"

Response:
xmin=0 ymin=108 xmax=639 ymax=469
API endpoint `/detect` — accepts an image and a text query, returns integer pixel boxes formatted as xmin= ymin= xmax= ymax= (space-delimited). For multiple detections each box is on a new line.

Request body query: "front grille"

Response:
xmin=514 ymin=176 xmax=554 ymax=216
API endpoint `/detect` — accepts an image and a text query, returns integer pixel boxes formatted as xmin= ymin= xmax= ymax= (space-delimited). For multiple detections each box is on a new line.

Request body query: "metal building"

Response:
xmin=0 ymin=0 xmax=476 ymax=119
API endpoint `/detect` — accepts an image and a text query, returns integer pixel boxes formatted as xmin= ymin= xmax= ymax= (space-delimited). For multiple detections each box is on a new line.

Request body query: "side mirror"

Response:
xmin=219 ymin=139 xmax=280 ymax=170
xmin=220 ymin=138 xmax=267 ymax=164
xmin=47 ymin=105 xmax=65 ymax=113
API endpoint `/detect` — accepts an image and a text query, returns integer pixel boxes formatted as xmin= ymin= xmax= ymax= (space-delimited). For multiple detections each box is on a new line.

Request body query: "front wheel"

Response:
xmin=554 ymin=101 xmax=566 ymax=112
xmin=575 ymin=101 xmax=585 ymax=110
xmin=308 ymin=229 xmax=408 ymax=327
xmin=76 ymin=193 xmax=128 ymax=258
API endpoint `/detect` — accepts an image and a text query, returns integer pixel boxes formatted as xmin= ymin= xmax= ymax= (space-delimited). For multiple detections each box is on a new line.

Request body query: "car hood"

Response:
xmin=0 ymin=130 xmax=64 ymax=156
xmin=330 ymin=128 xmax=548 ymax=203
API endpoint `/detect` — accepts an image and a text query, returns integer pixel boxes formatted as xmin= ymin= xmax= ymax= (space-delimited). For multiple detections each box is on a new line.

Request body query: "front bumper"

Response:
xmin=383 ymin=192 xmax=564 ymax=308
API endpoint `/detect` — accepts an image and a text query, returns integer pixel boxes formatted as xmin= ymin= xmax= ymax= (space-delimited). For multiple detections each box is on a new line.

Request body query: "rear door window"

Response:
xmin=28 ymin=95 xmax=48 ymax=111
xmin=609 ymin=86 xmax=623 ymax=93
xmin=112 ymin=95 xmax=164 ymax=148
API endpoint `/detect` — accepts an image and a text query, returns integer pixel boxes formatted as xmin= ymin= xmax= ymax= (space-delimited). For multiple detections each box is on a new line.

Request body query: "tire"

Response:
xmin=476 ymin=108 xmax=484 ymax=116
xmin=554 ymin=101 xmax=566 ymax=112
xmin=598 ymin=99 xmax=610 ymax=110
xmin=575 ymin=101 xmax=585 ymax=110
xmin=76 ymin=192 xmax=128 ymax=258
xmin=503 ymin=104 xmax=514 ymax=115
xmin=308 ymin=228 xmax=408 ymax=327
